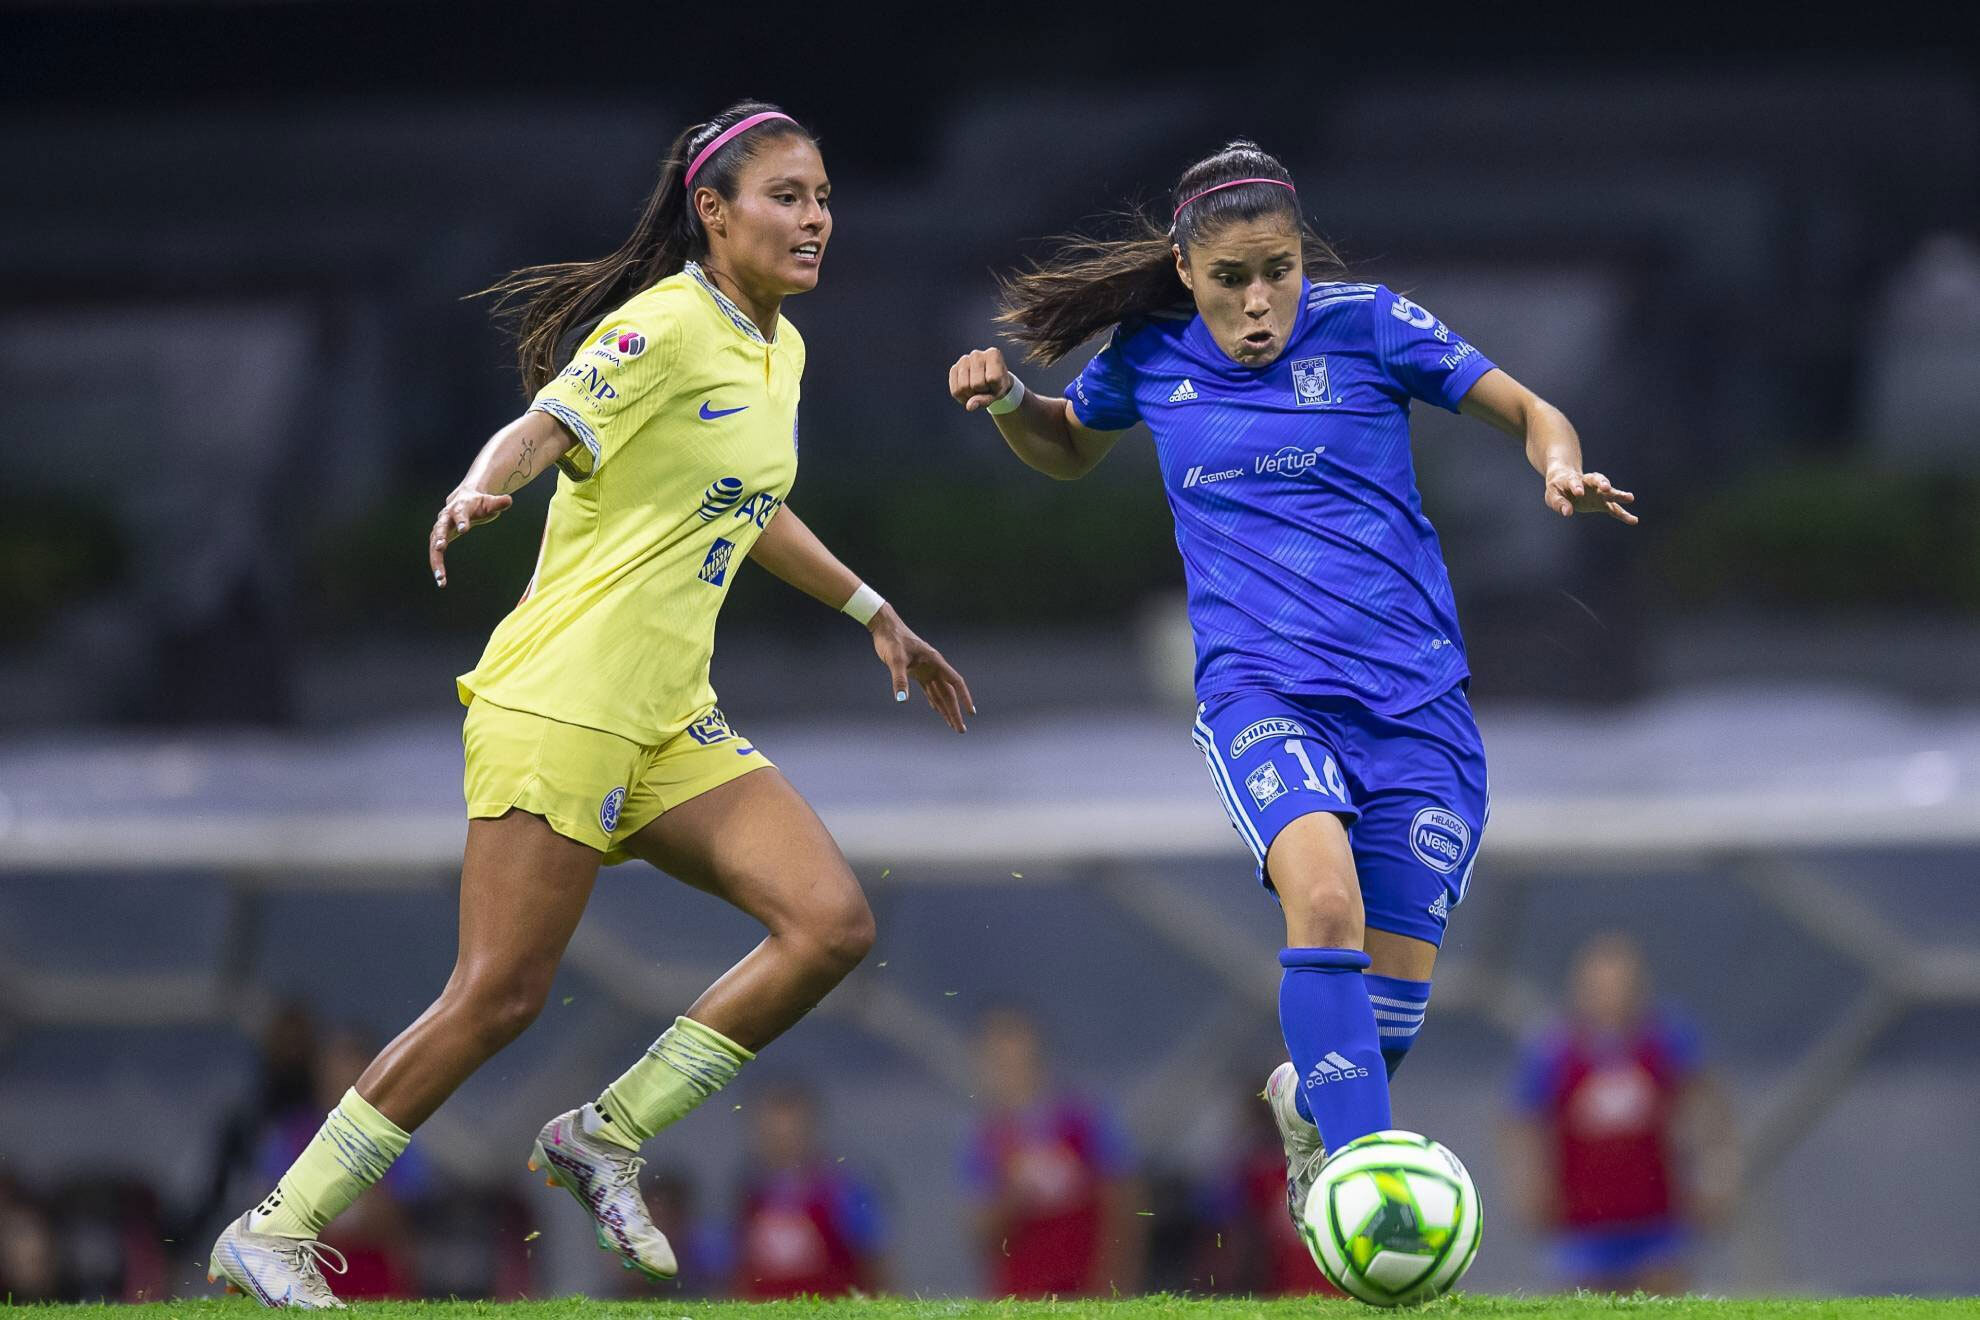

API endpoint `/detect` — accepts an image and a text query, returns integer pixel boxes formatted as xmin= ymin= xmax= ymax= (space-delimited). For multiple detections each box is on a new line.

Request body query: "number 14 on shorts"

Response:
xmin=1288 ymin=739 xmax=1347 ymax=801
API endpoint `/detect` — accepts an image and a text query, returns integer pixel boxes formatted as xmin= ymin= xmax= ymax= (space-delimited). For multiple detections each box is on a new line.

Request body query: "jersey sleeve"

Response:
xmin=1373 ymin=284 xmax=1496 ymax=412
xmin=1065 ymin=327 xmax=1142 ymax=431
xmin=528 ymin=309 xmax=683 ymax=480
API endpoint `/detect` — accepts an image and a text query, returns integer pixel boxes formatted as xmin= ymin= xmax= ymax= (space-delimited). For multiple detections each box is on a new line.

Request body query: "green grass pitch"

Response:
xmin=15 ymin=1297 xmax=1977 ymax=1318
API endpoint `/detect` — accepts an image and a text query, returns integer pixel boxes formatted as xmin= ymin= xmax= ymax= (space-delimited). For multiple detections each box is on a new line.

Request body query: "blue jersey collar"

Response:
xmin=1182 ymin=278 xmax=1312 ymax=378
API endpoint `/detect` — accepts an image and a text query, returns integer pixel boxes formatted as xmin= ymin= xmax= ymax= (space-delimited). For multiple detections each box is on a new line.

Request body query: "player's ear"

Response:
xmin=695 ymin=185 xmax=726 ymax=237
xmin=1173 ymin=244 xmax=1192 ymax=291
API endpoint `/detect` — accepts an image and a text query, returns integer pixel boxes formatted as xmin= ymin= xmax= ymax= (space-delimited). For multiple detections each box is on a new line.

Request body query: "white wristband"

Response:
xmin=841 ymin=583 xmax=886 ymax=626
xmin=985 ymin=372 xmax=1027 ymax=415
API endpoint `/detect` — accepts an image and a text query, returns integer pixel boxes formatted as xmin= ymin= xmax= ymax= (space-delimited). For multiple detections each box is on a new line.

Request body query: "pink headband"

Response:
xmin=685 ymin=111 xmax=798 ymax=188
xmin=1173 ymin=177 xmax=1296 ymax=222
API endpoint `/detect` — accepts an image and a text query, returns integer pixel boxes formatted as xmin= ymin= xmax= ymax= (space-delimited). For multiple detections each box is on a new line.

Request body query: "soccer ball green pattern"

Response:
xmin=1297 ymin=1129 xmax=1481 ymax=1307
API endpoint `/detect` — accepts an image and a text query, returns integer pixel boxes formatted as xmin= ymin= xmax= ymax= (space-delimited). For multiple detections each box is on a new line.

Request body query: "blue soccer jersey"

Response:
xmin=1067 ymin=281 xmax=1496 ymax=713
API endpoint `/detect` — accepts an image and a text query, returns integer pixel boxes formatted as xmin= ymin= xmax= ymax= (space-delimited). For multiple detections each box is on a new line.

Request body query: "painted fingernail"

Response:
xmin=895 ymin=691 xmax=908 ymax=702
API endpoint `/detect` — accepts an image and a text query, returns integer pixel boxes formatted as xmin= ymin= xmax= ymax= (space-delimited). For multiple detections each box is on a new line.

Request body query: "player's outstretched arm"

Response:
xmin=429 ymin=410 xmax=575 ymax=586
xmin=749 ymin=506 xmax=976 ymax=733
xmin=948 ymin=346 xmax=1121 ymax=480
xmin=1459 ymin=368 xmax=1638 ymax=524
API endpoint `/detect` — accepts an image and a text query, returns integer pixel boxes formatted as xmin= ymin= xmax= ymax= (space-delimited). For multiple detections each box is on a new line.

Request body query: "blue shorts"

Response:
xmin=1552 ymin=1222 xmax=1687 ymax=1285
xmin=1190 ymin=685 xmax=1488 ymax=946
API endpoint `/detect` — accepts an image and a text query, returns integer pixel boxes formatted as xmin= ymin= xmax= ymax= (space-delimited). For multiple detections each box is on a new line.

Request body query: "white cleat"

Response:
xmin=1266 ymin=1060 xmax=1328 ymax=1227
xmin=206 ymin=1212 xmax=348 ymax=1309
xmin=529 ymin=1104 xmax=678 ymax=1279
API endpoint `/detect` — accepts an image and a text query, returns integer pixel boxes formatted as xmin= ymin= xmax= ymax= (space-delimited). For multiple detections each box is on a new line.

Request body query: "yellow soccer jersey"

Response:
xmin=458 ymin=262 xmax=803 ymax=744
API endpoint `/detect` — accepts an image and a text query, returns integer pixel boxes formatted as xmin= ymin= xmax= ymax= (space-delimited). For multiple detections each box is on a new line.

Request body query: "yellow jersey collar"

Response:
xmin=685 ymin=260 xmax=776 ymax=346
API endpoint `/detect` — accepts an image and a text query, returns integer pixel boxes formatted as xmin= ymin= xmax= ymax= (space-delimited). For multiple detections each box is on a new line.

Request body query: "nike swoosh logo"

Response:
xmin=699 ymin=401 xmax=748 ymax=420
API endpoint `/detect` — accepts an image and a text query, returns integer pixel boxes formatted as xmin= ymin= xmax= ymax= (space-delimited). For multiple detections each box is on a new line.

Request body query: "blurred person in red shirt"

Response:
xmin=1201 ymin=1081 xmax=1337 ymax=1296
xmin=962 ymin=1008 xmax=1144 ymax=1297
xmin=1503 ymin=933 xmax=1737 ymax=1293
xmin=731 ymin=1083 xmax=887 ymax=1298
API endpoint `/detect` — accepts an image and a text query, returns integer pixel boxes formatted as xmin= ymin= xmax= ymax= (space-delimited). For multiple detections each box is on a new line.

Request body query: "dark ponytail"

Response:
xmin=996 ymin=139 xmax=1344 ymax=365
xmin=480 ymin=99 xmax=815 ymax=394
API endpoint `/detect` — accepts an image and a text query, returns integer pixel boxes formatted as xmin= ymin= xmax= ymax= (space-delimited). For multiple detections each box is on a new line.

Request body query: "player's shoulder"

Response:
xmin=1106 ymin=304 xmax=1195 ymax=362
xmin=1304 ymin=279 xmax=1385 ymax=332
xmin=612 ymin=274 xmax=700 ymax=333
xmin=577 ymin=277 xmax=693 ymax=365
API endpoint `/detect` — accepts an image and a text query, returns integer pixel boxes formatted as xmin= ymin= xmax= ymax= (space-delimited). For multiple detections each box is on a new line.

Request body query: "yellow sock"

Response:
xmin=248 ymin=1087 xmax=410 ymax=1238
xmin=593 ymin=1015 xmax=754 ymax=1150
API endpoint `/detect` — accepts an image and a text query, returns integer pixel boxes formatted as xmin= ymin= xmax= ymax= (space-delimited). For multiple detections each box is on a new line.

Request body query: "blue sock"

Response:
xmin=1279 ymin=947 xmax=1391 ymax=1149
xmin=1365 ymin=973 xmax=1433 ymax=1080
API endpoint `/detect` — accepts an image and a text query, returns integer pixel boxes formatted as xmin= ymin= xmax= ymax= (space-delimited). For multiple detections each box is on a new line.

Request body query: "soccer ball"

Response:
xmin=1297 ymin=1129 xmax=1481 ymax=1307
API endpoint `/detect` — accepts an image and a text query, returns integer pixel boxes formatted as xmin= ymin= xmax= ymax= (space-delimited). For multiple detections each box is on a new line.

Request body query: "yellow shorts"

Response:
xmin=462 ymin=698 xmax=773 ymax=863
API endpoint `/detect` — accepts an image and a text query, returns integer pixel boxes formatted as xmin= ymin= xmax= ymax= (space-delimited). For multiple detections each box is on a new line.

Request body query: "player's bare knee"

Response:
xmin=1278 ymin=872 xmax=1362 ymax=948
xmin=794 ymin=884 xmax=875 ymax=976
xmin=447 ymin=973 xmax=551 ymax=1048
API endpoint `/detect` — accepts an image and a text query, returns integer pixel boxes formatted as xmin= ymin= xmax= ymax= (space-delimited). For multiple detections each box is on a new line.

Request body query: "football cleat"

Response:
xmin=528 ymin=1104 xmax=678 ymax=1279
xmin=1266 ymin=1060 xmax=1328 ymax=1228
xmin=206 ymin=1212 xmax=347 ymax=1309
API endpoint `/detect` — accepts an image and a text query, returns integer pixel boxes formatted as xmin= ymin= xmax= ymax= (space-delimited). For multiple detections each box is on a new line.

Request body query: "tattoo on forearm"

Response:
xmin=498 ymin=432 xmax=538 ymax=493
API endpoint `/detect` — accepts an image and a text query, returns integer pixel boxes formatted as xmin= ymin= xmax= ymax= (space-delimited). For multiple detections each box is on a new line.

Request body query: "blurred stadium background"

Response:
xmin=2 ymin=3 xmax=1977 ymax=1304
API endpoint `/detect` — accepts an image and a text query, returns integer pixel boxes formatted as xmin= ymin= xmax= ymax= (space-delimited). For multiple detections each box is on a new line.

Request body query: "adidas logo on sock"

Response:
xmin=1167 ymin=378 xmax=1199 ymax=403
xmin=1305 ymin=1050 xmax=1371 ymax=1087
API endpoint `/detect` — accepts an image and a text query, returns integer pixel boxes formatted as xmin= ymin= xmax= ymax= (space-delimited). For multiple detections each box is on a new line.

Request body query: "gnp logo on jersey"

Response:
xmin=1290 ymin=356 xmax=1335 ymax=407
xmin=1245 ymin=761 xmax=1288 ymax=809
xmin=698 ymin=537 xmax=735 ymax=586
xmin=599 ymin=786 xmax=627 ymax=834
xmin=1230 ymin=717 xmax=1309 ymax=758
xmin=1305 ymin=1051 xmax=1370 ymax=1087
xmin=686 ymin=709 xmax=737 ymax=746
xmin=697 ymin=476 xmax=745 ymax=521
xmin=1410 ymin=806 xmax=1472 ymax=874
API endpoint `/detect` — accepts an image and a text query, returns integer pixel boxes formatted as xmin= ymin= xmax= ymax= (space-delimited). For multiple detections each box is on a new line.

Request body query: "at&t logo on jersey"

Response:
xmin=599 ymin=786 xmax=626 ymax=833
xmin=698 ymin=537 xmax=735 ymax=586
xmin=1230 ymin=717 xmax=1308 ymax=758
xmin=697 ymin=476 xmax=745 ymax=521
xmin=1290 ymin=356 xmax=1335 ymax=407
xmin=1410 ymin=806 xmax=1472 ymax=874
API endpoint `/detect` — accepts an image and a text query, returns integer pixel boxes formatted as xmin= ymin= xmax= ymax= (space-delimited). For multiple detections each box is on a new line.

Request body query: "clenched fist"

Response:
xmin=948 ymin=347 xmax=1015 ymax=412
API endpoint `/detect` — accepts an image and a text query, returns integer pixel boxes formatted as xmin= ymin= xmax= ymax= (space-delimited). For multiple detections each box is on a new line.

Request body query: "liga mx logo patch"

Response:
xmin=1290 ymin=356 xmax=1335 ymax=407
xmin=599 ymin=786 xmax=626 ymax=833
xmin=599 ymin=327 xmax=646 ymax=357
xmin=698 ymin=537 xmax=734 ymax=586
xmin=1410 ymin=807 xmax=1471 ymax=874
